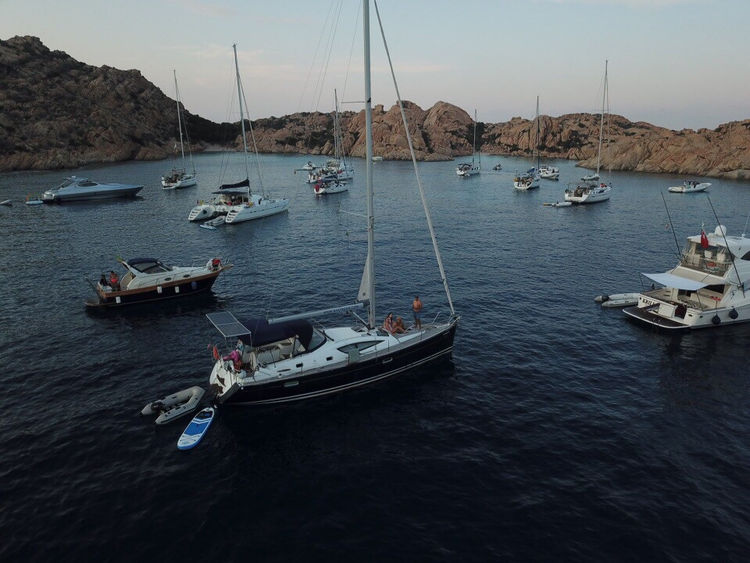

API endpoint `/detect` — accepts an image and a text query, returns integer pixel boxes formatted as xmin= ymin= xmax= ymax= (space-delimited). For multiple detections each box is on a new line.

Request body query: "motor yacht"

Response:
xmin=624 ymin=224 xmax=750 ymax=329
xmin=42 ymin=176 xmax=143 ymax=202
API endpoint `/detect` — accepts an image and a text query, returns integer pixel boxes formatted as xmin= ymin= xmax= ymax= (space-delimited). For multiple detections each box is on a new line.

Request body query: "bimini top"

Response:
xmin=206 ymin=312 xmax=314 ymax=349
xmin=642 ymin=272 xmax=709 ymax=291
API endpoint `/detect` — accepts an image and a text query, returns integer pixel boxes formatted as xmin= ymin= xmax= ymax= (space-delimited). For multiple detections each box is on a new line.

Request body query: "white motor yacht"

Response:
xmin=624 ymin=224 xmax=750 ymax=329
xmin=42 ymin=176 xmax=143 ymax=202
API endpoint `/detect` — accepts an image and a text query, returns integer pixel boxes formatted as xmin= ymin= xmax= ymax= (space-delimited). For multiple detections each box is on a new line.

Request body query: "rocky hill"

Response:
xmin=1 ymin=35 xmax=750 ymax=179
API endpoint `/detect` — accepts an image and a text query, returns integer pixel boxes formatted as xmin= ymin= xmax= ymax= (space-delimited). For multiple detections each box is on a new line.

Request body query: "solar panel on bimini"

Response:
xmin=205 ymin=312 xmax=252 ymax=338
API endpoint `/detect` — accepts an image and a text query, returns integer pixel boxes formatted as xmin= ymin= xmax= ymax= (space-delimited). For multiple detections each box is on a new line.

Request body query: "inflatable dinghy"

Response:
xmin=594 ymin=292 xmax=640 ymax=308
xmin=141 ymin=386 xmax=205 ymax=425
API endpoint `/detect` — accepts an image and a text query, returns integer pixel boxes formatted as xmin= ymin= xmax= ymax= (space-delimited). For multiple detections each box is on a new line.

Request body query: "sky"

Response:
xmin=2 ymin=0 xmax=748 ymax=130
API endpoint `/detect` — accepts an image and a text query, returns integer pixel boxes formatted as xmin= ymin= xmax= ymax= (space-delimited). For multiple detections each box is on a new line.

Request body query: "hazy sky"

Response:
xmin=2 ymin=0 xmax=747 ymax=130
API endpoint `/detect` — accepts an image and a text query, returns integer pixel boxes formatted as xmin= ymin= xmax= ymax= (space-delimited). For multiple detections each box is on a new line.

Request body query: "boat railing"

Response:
xmin=680 ymin=250 xmax=731 ymax=276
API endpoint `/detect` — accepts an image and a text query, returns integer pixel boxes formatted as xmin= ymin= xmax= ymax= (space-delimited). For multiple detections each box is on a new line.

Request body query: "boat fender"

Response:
xmin=729 ymin=308 xmax=739 ymax=320
xmin=711 ymin=314 xmax=721 ymax=325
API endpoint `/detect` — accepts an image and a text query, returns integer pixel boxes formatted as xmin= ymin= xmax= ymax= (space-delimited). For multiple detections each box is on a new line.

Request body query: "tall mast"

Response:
xmin=173 ymin=70 xmax=186 ymax=163
xmin=363 ymin=0 xmax=375 ymax=329
xmin=596 ymin=60 xmax=607 ymax=176
xmin=472 ymin=109 xmax=477 ymax=167
xmin=233 ymin=44 xmax=251 ymax=190
xmin=535 ymin=95 xmax=540 ymax=170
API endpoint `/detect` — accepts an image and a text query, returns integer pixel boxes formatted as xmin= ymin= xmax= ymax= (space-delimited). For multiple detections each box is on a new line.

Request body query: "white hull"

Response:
xmin=514 ymin=176 xmax=540 ymax=190
xmin=624 ymin=225 xmax=750 ymax=330
xmin=225 ymin=197 xmax=290 ymax=223
xmin=162 ymin=173 xmax=197 ymax=190
xmin=456 ymin=165 xmax=480 ymax=177
xmin=564 ymin=183 xmax=611 ymax=203
xmin=668 ymin=181 xmax=710 ymax=193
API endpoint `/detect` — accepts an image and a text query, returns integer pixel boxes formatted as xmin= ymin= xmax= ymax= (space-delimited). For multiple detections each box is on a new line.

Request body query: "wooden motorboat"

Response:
xmin=86 ymin=257 xmax=231 ymax=308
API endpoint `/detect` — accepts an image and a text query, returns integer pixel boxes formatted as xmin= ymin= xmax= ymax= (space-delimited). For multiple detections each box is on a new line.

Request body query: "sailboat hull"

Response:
xmin=212 ymin=320 xmax=458 ymax=406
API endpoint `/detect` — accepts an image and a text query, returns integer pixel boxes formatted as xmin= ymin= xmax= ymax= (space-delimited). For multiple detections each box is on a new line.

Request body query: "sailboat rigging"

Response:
xmin=187 ymin=45 xmax=289 ymax=224
xmin=204 ymin=0 xmax=459 ymax=406
xmin=456 ymin=109 xmax=480 ymax=177
xmin=564 ymin=60 xmax=612 ymax=204
xmin=162 ymin=70 xmax=197 ymax=189
xmin=513 ymin=96 xmax=541 ymax=190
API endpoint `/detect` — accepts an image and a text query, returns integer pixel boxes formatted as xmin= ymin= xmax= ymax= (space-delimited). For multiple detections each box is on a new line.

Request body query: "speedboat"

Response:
xmin=539 ymin=165 xmax=560 ymax=180
xmin=513 ymin=168 xmax=540 ymax=190
xmin=623 ymin=224 xmax=750 ymax=329
xmin=668 ymin=180 xmax=710 ymax=193
xmin=86 ymin=257 xmax=231 ymax=308
xmin=580 ymin=172 xmax=600 ymax=181
xmin=42 ymin=176 xmax=143 ymax=202
xmin=564 ymin=181 xmax=611 ymax=203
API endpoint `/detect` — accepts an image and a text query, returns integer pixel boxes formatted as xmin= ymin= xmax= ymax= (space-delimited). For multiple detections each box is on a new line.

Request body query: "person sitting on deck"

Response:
xmin=393 ymin=316 xmax=406 ymax=334
xmin=109 ymin=271 xmax=120 ymax=290
xmin=383 ymin=312 xmax=394 ymax=334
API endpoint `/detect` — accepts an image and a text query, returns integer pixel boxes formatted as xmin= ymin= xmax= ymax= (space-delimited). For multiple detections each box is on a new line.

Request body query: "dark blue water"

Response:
xmin=2 ymin=154 xmax=749 ymax=561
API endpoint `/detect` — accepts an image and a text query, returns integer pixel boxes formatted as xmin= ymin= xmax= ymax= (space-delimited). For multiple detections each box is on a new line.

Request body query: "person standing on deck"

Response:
xmin=412 ymin=295 xmax=423 ymax=330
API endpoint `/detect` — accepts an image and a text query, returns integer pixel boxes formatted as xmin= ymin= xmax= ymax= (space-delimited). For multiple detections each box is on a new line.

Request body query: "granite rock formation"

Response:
xmin=1 ymin=35 xmax=749 ymax=180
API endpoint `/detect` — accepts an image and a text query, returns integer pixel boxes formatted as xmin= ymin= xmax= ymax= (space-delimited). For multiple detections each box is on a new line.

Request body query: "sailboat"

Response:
xmin=565 ymin=61 xmax=612 ymax=204
xmin=162 ymin=70 xmax=197 ymax=189
xmin=307 ymin=90 xmax=355 ymax=185
xmin=188 ymin=45 xmax=289 ymax=224
xmin=456 ymin=110 xmax=480 ymax=177
xmin=204 ymin=0 xmax=459 ymax=406
xmin=513 ymin=97 xmax=541 ymax=190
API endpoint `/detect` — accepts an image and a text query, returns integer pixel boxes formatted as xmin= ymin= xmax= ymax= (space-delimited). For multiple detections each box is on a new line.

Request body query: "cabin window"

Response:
xmin=337 ymin=341 xmax=379 ymax=355
xmin=307 ymin=329 xmax=327 ymax=352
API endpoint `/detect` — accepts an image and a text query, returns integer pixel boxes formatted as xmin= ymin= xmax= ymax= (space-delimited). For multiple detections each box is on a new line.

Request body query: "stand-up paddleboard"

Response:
xmin=177 ymin=407 xmax=215 ymax=450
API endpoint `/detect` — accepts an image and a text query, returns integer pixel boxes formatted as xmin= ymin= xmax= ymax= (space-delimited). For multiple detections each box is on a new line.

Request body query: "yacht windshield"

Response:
xmin=307 ymin=329 xmax=327 ymax=351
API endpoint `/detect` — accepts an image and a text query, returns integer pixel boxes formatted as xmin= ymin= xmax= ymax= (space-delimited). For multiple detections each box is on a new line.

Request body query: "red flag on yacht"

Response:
xmin=700 ymin=230 xmax=709 ymax=249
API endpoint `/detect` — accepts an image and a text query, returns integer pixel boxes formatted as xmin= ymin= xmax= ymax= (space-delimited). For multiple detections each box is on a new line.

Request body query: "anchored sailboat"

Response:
xmin=456 ymin=109 xmax=480 ymax=177
xmin=188 ymin=45 xmax=289 ymax=224
xmin=204 ymin=0 xmax=459 ymax=406
xmin=514 ymin=96 xmax=541 ymax=190
xmin=162 ymin=70 xmax=197 ymax=190
xmin=565 ymin=61 xmax=612 ymax=204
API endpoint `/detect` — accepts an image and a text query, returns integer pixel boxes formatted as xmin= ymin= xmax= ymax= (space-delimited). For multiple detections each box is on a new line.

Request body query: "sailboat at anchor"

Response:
xmin=204 ymin=0 xmax=459 ymax=406
xmin=162 ymin=70 xmax=197 ymax=189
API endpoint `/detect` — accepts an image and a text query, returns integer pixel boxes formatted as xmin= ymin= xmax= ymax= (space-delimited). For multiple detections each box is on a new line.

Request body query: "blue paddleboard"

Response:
xmin=177 ymin=407 xmax=215 ymax=450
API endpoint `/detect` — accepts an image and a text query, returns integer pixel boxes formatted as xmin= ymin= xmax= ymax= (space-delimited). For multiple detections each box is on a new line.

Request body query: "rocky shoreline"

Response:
xmin=1 ymin=35 xmax=749 ymax=180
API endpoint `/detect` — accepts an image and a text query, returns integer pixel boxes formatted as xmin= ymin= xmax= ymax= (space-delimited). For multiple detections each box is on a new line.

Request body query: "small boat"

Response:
xmin=543 ymin=201 xmax=572 ymax=207
xmin=456 ymin=110 xmax=481 ymax=177
xmin=594 ymin=292 xmax=640 ymax=308
xmin=0 ymin=199 xmax=11 ymax=206
xmin=177 ymin=407 xmax=215 ymax=450
xmin=86 ymin=256 xmax=231 ymax=308
xmin=42 ymin=176 xmax=143 ymax=202
xmin=161 ymin=71 xmax=197 ymax=190
xmin=492 ymin=163 xmax=502 ymax=171
xmin=313 ymin=179 xmax=348 ymax=195
xmin=25 ymin=196 xmax=44 ymax=205
xmin=372 ymin=156 xmax=383 ymax=162
xmin=668 ymin=180 xmax=710 ymax=194
xmin=580 ymin=172 xmax=600 ymax=181
xmin=141 ymin=386 xmax=205 ymax=425
xmin=539 ymin=165 xmax=560 ymax=180
xmin=624 ymin=224 xmax=750 ymax=330
xmin=564 ymin=181 xmax=611 ymax=204
xmin=514 ymin=168 xmax=540 ymax=190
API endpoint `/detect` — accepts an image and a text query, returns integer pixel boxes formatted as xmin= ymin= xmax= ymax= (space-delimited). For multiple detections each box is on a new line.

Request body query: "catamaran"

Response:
xmin=204 ymin=0 xmax=459 ymax=406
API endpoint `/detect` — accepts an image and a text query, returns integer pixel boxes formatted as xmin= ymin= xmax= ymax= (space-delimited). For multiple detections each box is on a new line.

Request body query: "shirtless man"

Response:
xmin=412 ymin=295 xmax=423 ymax=330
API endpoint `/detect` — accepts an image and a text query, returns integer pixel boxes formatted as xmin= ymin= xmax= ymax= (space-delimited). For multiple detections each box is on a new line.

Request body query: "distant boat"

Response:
xmin=162 ymin=70 xmax=197 ymax=190
xmin=313 ymin=179 xmax=348 ymax=195
xmin=539 ymin=165 xmax=559 ymax=180
xmin=514 ymin=97 xmax=541 ymax=190
xmin=372 ymin=156 xmax=383 ymax=162
xmin=492 ymin=163 xmax=502 ymax=171
xmin=42 ymin=176 xmax=143 ymax=202
xmin=565 ymin=61 xmax=612 ymax=204
xmin=188 ymin=45 xmax=289 ymax=225
xmin=0 ymin=199 xmax=11 ymax=206
xmin=456 ymin=109 xmax=480 ymax=177
xmin=668 ymin=180 xmax=710 ymax=193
